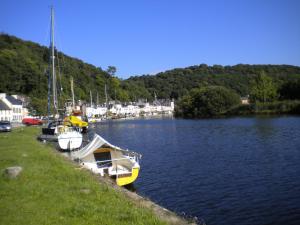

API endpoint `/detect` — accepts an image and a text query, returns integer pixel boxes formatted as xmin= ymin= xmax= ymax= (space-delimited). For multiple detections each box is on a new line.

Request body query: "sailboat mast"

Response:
xmin=70 ymin=77 xmax=75 ymax=109
xmin=96 ymin=92 xmax=99 ymax=106
xmin=50 ymin=6 xmax=57 ymax=114
xmin=105 ymin=84 xmax=108 ymax=106
xmin=105 ymin=84 xmax=108 ymax=118
xmin=90 ymin=90 xmax=93 ymax=107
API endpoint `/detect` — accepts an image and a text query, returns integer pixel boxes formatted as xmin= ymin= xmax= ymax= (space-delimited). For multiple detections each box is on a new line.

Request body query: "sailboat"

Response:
xmin=40 ymin=7 xmax=83 ymax=150
xmin=72 ymin=133 xmax=141 ymax=186
xmin=39 ymin=6 xmax=64 ymax=141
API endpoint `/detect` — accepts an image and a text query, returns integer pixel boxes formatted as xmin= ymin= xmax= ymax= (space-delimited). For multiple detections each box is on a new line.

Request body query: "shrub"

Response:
xmin=175 ymin=86 xmax=241 ymax=118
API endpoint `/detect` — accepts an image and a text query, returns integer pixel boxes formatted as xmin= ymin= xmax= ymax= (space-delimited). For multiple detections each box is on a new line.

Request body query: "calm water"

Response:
xmin=94 ymin=116 xmax=300 ymax=225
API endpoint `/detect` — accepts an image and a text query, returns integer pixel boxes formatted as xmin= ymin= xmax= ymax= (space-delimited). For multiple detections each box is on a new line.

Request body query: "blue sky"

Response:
xmin=1 ymin=0 xmax=300 ymax=78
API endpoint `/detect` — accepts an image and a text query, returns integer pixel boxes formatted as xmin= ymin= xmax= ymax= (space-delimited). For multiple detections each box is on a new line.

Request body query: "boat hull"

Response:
xmin=117 ymin=167 xmax=140 ymax=186
xmin=58 ymin=132 xmax=83 ymax=150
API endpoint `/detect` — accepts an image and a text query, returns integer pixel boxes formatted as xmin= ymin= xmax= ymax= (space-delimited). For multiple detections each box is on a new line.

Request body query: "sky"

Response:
xmin=1 ymin=0 xmax=300 ymax=78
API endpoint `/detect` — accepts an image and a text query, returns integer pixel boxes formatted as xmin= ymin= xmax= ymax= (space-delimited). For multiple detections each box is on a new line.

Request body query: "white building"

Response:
xmin=84 ymin=99 xmax=174 ymax=120
xmin=0 ymin=99 xmax=12 ymax=121
xmin=86 ymin=105 xmax=107 ymax=118
xmin=0 ymin=93 xmax=27 ymax=122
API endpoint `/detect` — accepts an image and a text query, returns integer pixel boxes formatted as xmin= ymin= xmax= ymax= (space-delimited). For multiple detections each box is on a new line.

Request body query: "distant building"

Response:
xmin=84 ymin=98 xmax=175 ymax=120
xmin=0 ymin=93 xmax=28 ymax=122
xmin=0 ymin=99 xmax=12 ymax=121
xmin=241 ymin=96 xmax=250 ymax=105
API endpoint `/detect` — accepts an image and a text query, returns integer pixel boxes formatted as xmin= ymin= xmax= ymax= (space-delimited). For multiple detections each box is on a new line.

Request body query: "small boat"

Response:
xmin=64 ymin=115 xmax=88 ymax=132
xmin=72 ymin=134 xmax=141 ymax=186
xmin=58 ymin=126 xmax=83 ymax=150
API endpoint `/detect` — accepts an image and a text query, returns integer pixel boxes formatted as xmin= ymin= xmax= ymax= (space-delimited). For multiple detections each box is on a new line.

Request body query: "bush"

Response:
xmin=175 ymin=86 xmax=241 ymax=118
xmin=254 ymin=101 xmax=300 ymax=114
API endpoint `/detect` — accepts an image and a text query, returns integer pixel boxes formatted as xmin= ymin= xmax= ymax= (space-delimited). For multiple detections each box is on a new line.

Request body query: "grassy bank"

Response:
xmin=227 ymin=100 xmax=300 ymax=116
xmin=0 ymin=127 xmax=166 ymax=225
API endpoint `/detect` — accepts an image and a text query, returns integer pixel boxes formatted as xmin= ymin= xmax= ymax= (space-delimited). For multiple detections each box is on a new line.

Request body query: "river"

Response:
xmin=94 ymin=116 xmax=300 ymax=225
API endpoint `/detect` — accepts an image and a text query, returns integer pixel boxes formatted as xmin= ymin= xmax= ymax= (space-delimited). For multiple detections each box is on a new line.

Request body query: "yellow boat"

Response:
xmin=64 ymin=115 xmax=88 ymax=132
xmin=72 ymin=133 xmax=141 ymax=186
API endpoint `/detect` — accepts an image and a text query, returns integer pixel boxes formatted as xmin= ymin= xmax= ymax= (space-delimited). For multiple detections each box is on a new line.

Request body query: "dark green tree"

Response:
xmin=279 ymin=80 xmax=300 ymax=100
xmin=175 ymin=86 xmax=241 ymax=118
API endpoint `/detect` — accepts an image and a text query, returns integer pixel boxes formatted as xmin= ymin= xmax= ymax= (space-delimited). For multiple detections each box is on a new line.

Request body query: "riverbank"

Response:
xmin=0 ymin=127 xmax=194 ymax=225
xmin=175 ymin=100 xmax=300 ymax=119
xmin=227 ymin=100 xmax=300 ymax=116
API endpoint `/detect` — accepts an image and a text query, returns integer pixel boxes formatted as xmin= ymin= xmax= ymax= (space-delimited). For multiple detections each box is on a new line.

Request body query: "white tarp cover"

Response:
xmin=73 ymin=134 xmax=141 ymax=160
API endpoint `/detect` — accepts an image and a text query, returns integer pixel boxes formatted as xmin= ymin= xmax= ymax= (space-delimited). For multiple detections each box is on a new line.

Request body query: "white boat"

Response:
xmin=58 ymin=126 xmax=83 ymax=150
xmin=72 ymin=133 xmax=141 ymax=186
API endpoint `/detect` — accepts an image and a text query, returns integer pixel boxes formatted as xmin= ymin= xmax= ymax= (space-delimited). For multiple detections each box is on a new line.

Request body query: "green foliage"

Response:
xmin=0 ymin=34 xmax=135 ymax=114
xmin=121 ymin=80 xmax=152 ymax=101
xmin=27 ymin=97 xmax=48 ymax=115
xmin=1 ymin=34 xmax=300 ymax=115
xmin=107 ymin=66 xmax=117 ymax=76
xmin=127 ymin=64 xmax=300 ymax=101
xmin=226 ymin=100 xmax=300 ymax=115
xmin=253 ymin=100 xmax=300 ymax=114
xmin=175 ymin=86 xmax=241 ymax=118
xmin=279 ymin=79 xmax=300 ymax=100
xmin=249 ymin=71 xmax=278 ymax=103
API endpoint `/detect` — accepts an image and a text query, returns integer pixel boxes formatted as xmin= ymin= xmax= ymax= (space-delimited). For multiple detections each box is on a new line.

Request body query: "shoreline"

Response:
xmin=86 ymin=167 xmax=197 ymax=225
xmin=59 ymin=135 xmax=197 ymax=225
xmin=0 ymin=126 xmax=196 ymax=225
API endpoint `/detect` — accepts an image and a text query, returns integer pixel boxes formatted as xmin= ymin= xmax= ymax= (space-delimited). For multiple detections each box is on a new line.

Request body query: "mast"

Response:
xmin=105 ymin=84 xmax=108 ymax=118
xmin=47 ymin=67 xmax=51 ymax=122
xmin=70 ymin=76 xmax=75 ymax=109
xmin=50 ymin=6 xmax=58 ymax=115
xmin=90 ymin=90 xmax=93 ymax=107
xmin=96 ymin=92 xmax=99 ymax=106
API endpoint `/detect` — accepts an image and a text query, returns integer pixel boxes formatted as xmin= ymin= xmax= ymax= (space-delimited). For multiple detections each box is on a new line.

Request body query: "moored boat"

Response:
xmin=72 ymin=133 xmax=141 ymax=186
xmin=38 ymin=7 xmax=83 ymax=147
xmin=58 ymin=126 xmax=83 ymax=150
xmin=64 ymin=115 xmax=88 ymax=132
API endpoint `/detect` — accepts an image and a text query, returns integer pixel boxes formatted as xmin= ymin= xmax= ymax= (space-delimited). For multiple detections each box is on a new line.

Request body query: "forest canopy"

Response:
xmin=1 ymin=34 xmax=300 ymax=115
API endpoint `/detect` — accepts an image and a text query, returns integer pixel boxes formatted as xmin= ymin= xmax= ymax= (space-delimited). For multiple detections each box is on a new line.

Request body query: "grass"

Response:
xmin=0 ymin=127 xmax=166 ymax=225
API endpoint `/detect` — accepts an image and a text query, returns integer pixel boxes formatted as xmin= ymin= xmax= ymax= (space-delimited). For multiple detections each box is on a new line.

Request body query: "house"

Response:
xmin=0 ymin=99 xmax=12 ymax=121
xmin=241 ymin=96 xmax=250 ymax=105
xmin=0 ymin=93 xmax=28 ymax=122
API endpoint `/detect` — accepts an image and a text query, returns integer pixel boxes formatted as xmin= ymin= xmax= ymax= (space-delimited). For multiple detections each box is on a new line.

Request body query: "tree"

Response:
xmin=107 ymin=66 xmax=116 ymax=76
xmin=279 ymin=80 xmax=300 ymax=100
xmin=175 ymin=86 xmax=241 ymax=118
xmin=250 ymin=71 xmax=277 ymax=103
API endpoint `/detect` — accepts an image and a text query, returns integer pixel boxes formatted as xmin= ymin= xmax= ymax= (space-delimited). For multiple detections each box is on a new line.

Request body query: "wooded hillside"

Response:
xmin=127 ymin=64 xmax=300 ymax=99
xmin=1 ymin=34 xmax=300 ymax=115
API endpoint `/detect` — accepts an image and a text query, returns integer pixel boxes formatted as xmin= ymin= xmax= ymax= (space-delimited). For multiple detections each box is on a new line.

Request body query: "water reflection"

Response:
xmin=253 ymin=116 xmax=277 ymax=139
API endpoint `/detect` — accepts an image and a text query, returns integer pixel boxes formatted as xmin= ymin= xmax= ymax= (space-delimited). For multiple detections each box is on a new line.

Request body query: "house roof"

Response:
xmin=6 ymin=95 xmax=22 ymax=105
xmin=0 ymin=100 xmax=10 ymax=110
